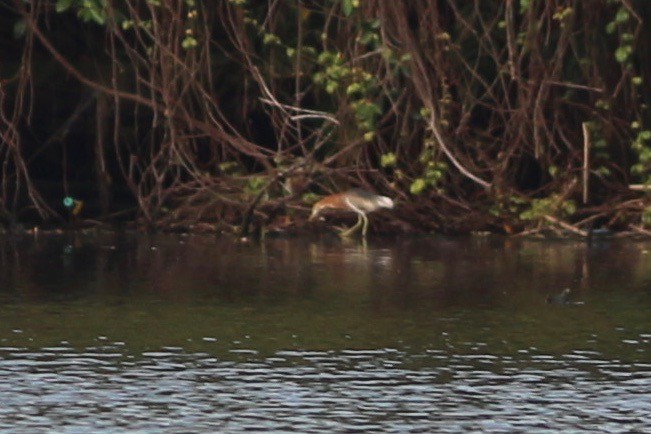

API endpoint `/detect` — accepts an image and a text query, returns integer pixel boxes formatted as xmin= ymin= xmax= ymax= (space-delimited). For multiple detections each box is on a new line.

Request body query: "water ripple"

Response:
xmin=0 ymin=345 xmax=649 ymax=432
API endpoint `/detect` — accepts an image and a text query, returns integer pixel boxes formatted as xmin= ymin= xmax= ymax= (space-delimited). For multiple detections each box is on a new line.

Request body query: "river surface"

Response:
xmin=0 ymin=231 xmax=649 ymax=432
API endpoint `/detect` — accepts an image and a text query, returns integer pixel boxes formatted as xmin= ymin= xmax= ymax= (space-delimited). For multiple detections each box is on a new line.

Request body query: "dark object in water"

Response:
xmin=546 ymin=288 xmax=572 ymax=305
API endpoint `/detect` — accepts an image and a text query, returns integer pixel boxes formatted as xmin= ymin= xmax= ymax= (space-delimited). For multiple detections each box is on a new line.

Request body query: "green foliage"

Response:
xmin=615 ymin=45 xmax=633 ymax=64
xmin=489 ymin=195 xmax=528 ymax=218
xmin=57 ymin=0 xmax=200 ymax=52
xmin=595 ymin=99 xmax=611 ymax=111
xmin=606 ymin=4 xmax=635 ymax=66
xmin=519 ymin=0 xmax=532 ymax=14
xmin=631 ymin=129 xmax=651 ymax=182
xmin=409 ymin=145 xmax=448 ymax=195
xmin=418 ymin=107 xmax=431 ymax=119
xmin=55 ymin=0 xmax=74 ymax=12
xmin=614 ymin=7 xmax=630 ymax=24
xmin=263 ymin=33 xmax=281 ymax=46
xmin=313 ymin=51 xmax=347 ymax=93
xmin=313 ymin=50 xmax=383 ymax=136
xmin=409 ymin=178 xmax=428 ymax=195
xmin=582 ymin=121 xmax=613 ymax=179
xmin=182 ymin=36 xmax=198 ymax=50
xmin=519 ymin=196 xmax=576 ymax=221
xmin=603 ymin=3 xmax=647 ymax=187
xmin=245 ymin=175 xmax=267 ymax=196
xmin=358 ymin=19 xmax=381 ymax=49
xmin=218 ymin=161 xmax=242 ymax=175
xmin=642 ymin=206 xmax=651 ymax=227
xmin=351 ymin=99 xmax=381 ymax=132
xmin=552 ymin=7 xmax=573 ymax=22
xmin=22 ymin=0 xmax=651 ymax=232
xmin=380 ymin=153 xmax=397 ymax=168
xmin=56 ymin=0 xmax=108 ymax=25
xmin=342 ymin=0 xmax=359 ymax=17
xmin=13 ymin=19 xmax=26 ymax=39
xmin=552 ymin=7 xmax=573 ymax=28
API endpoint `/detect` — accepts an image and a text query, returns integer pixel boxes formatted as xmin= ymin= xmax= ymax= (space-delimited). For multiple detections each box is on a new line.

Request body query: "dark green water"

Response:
xmin=0 ymin=232 xmax=649 ymax=432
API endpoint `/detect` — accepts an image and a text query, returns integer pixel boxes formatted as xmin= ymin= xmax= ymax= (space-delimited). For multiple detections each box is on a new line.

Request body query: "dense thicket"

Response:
xmin=1 ymin=0 xmax=650 ymax=236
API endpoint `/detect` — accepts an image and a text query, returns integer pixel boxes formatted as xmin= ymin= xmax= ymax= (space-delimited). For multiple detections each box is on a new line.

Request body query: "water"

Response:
xmin=0 ymin=232 xmax=649 ymax=432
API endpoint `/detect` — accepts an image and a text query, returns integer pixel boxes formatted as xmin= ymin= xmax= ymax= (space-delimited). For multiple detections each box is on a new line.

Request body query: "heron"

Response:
xmin=308 ymin=188 xmax=394 ymax=237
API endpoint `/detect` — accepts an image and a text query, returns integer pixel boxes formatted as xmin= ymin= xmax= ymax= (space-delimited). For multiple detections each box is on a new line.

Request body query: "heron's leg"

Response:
xmin=361 ymin=214 xmax=369 ymax=237
xmin=339 ymin=214 xmax=363 ymax=237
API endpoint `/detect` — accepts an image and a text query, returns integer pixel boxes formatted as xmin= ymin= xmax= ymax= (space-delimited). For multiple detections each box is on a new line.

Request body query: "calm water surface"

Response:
xmin=0 ymin=232 xmax=649 ymax=432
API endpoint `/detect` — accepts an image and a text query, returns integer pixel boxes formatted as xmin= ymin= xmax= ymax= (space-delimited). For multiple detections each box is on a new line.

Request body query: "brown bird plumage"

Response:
xmin=309 ymin=189 xmax=394 ymax=237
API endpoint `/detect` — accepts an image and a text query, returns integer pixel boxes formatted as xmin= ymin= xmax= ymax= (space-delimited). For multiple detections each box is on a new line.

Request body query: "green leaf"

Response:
xmin=317 ymin=51 xmax=331 ymax=64
xmin=346 ymin=83 xmax=362 ymax=95
xmin=263 ymin=33 xmax=280 ymax=45
xmin=342 ymin=0 xmax=353 ymax=17
xmin=562 ymin=200 xmax=577 ymax=216
xmin=595 ymin=166 xmax=611 ymax=177
xmin=13 ymin=19 xmax=26 ymax=38
xmin=182 ymin=36 xmax=198 ymax=49
xmin=246 ymin=176 xmax=267 ymax=193
xmin=614 ymin=46 xmax=631 ymax=63
xmin=56 ymin=0 xmax=74 ymax=13
xmin=325 ymin=80 xmax=338 ymax=94
xmin=312 ymin=72 xmax=325 ymax=84
xmin=639 ymin=130 xmax=651 ymax=141
xmin=380 ymin=153 xmax=397 ymax=168
xmin=355 ymin=101 xmax=381 ymax=121
xmin=410 ymin=178 xmax=428 ymax=195
xmin=615 ymin=8 xmax=630 ymax=24
xmin=621 ymin=32 xmax=634 ymax=42
xmin=219 ymin=161 xmax=240 ymax=174
xmin=88 ymin=8 xmax=106 ymax=25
